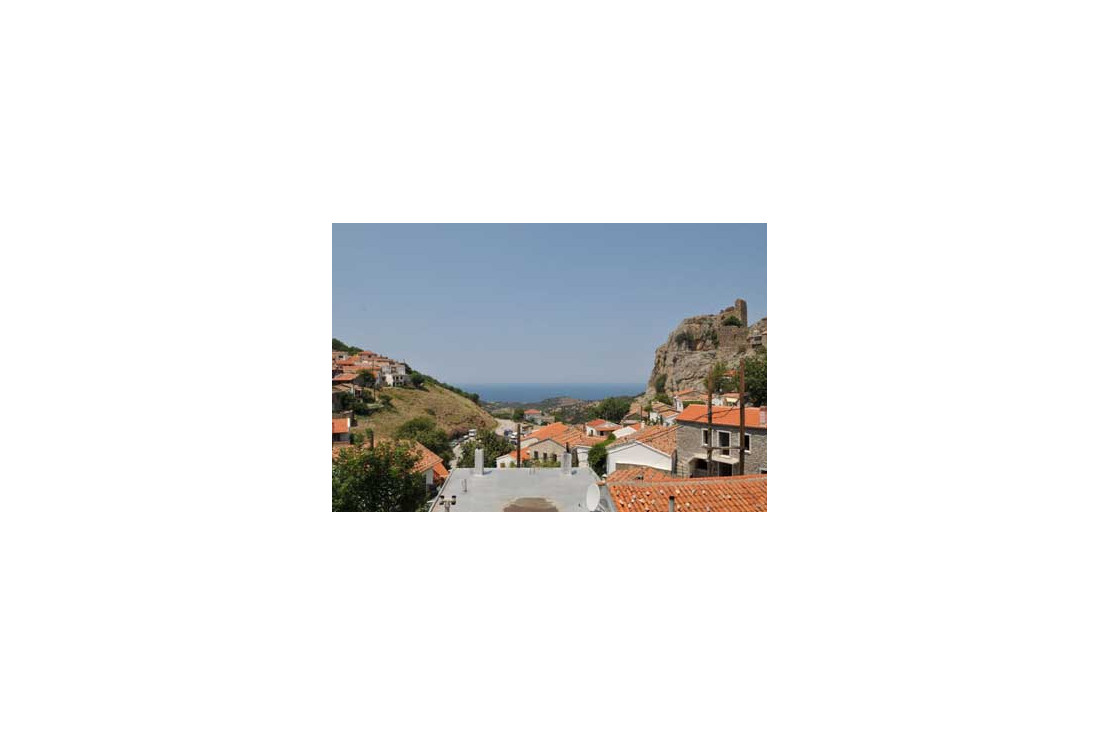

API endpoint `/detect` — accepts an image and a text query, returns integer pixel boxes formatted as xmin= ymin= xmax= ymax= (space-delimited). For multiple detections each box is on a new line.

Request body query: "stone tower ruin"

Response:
xmin=734 ymin=298 xmax=747 ymax=326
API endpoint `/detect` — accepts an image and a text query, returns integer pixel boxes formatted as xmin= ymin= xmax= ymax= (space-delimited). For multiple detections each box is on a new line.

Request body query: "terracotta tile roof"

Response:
xmin=522 ymin=422 xmax=571 ymax=443
xmin=528 ymin=426 xmax=600 ymax=449
xmin=524 ymin=409 xmax=542 ymax=415
xmin=585 ymin=419 xmax=621 ymax=431
xmin=409 ymin=441 xmax=445 ymax=475
xmin=650 ymin=402 xmax=673 ymax=412
xmin=432 ymin=462 xmax=449 ymax=481
xmin=676 ymin=404 xmax=766 ymax=429
xmin=608 ymin=423 xmax=678 ymax=454
xmin=605 ymin=465 xmax=676 ymax=483
xmin=332 ymin=418 xmax=351 ymax=434
xmin=607 ymin=474 xmax=767 ymax=512
xmin=333 ymin=373 xmax=362 ymax=382
xmin=497 ymin=447 xmax=531 ymax=463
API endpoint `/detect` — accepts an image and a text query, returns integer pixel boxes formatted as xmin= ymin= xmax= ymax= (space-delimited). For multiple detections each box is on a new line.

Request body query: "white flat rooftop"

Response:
xmin=432 ymin=466 xmax=609 ymax=512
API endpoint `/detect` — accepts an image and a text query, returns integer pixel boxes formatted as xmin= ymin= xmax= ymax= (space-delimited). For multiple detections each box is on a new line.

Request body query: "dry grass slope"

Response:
xmin=353 ymin=384 xmax=497 ymax=439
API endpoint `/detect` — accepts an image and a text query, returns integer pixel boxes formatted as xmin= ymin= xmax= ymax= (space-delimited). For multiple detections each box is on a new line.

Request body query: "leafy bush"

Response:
xmin=674 ymin=332 xmax=695 ymax=348
xmin=586 ymin=435 xmax=616 ymax=475
xmin=332 ymin=442 xmax=426 ymax=512
xmin=722 ymin=314 xmax=743 ymax=327
xmin=654 ymin=393 xmax=672 ymax=406
xmin=394 ymin=416 xmax=453 ymax=464
xmin=654 ymin=375 xmax=667 ymax=393
xmin=458 ymin=429 xmax=515 ymax=468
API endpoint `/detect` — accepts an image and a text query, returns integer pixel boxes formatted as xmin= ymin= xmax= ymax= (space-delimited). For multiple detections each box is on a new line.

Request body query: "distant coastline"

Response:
xmin=455 ymin=383 xmax=646 ymax=403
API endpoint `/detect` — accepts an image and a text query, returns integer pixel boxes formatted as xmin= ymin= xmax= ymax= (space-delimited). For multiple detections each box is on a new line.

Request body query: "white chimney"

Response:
xmin=474 ymin=448 xmax=484 ymax=475
xmin=562 ymin=452 xmax=572 ymax=474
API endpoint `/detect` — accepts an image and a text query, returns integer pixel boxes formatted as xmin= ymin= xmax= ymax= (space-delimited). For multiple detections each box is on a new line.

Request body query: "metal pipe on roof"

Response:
xmin=668 ymin=495 xmax=675 ymax=512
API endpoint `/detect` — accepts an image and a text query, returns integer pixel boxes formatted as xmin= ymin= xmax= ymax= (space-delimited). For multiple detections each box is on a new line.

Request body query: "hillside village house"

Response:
xmin=523 ymin=409 xmax=551 ymax=425
xmin=332 ymin=372 xmax=369 ymax=389
xmin=496 ymin=447 xmax=531 ymax=468
xmin=527 ymin=425 xmax=601 ymax=466
xmin=612 ymin=425 xmax=637 ymax=439
xmin=584 ymin=419 xmax=621 ymax=438
xmin=332 ymin=417 xmax=351 ymax=444
xmin=673 ymin=404 xmax=767 ymax=477
xmin=648 ymin=402 xmax=680 ymax=426
xmin=621 ymin=403 xmax=645 ymax=425
xmin=605 ymin=424 xmax=678 ymax=475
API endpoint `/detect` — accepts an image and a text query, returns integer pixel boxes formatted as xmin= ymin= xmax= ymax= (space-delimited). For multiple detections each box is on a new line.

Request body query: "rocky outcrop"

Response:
xmin=645 ymin=303 xmax=766 ymax=398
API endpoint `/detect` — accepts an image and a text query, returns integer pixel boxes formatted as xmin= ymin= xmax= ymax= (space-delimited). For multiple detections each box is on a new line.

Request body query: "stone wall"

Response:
xmin=673 ymin=421 xmax=767 ymax=476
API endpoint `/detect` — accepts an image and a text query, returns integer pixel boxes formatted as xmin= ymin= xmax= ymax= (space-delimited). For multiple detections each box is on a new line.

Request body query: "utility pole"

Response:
xmin=738 ymin=359 xmax=746 ymax=475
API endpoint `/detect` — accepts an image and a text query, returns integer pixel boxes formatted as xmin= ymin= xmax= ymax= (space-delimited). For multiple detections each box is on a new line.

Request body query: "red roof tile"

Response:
xmin=607 ymin=474 xmax=767 ymax=512
xmin=608 ymin=423 xmax=678 ymax=454
xmin=332 ymin=418 xmax=351 ymax=434
xmin=675 ymin=404 xmax=766 ymax=428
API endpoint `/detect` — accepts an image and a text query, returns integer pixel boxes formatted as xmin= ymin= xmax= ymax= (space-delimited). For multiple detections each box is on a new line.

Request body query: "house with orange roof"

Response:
xmin=527 ymin=426 xmax=601 ymax=466
xmin=332 ymin=417 xmax=351 ymax=443
xmin=605 ymin=423 xmax=679 ymax=475
xmin=605 ymin=472 xmax=766 ymax=512
xmin=673 ymin=404 xmax=767 ymax=476
xmin=519 ymin=421 xmax=571 ymax=449
xmin=584 ymin=419 xmax=621 ymax=438
xmin=408 ymin=441 xmax=449 ymax=489
xmin=495 ymin=446 xmax=531 ymax=468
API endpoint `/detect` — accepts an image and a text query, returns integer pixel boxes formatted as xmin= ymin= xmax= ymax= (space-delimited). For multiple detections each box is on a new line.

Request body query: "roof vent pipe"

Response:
xmin=474 ymin=448 xmax=484 ymax=475
xmin=669 ymin=495 xmax=675 ymax=513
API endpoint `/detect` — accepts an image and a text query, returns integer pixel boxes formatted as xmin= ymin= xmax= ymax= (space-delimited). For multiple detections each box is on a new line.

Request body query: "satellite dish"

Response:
xmin=585 ymin=484 xmax=601 ymax=512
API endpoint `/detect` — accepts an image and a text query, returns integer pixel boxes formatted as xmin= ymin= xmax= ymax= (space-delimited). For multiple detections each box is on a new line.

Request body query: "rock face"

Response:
xmin=645 ymin=302 xmax=766 ymax=398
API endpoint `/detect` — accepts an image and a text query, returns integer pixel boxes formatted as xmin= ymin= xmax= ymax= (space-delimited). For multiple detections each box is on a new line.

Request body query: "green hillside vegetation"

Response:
xmin=352 ymin=383 xmax=496 ymax=441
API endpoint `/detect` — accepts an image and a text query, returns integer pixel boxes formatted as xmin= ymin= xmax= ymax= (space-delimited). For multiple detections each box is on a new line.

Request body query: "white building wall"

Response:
xmin=606 ymin=443 xmax=673 ymax=474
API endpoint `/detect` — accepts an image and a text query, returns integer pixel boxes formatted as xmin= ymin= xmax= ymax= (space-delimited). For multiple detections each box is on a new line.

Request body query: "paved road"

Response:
xmin=495 ymin=418 xmax=517 ymax=436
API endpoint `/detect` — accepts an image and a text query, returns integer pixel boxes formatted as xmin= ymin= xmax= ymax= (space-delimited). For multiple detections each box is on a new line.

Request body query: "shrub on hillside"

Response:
xmin=722 ymin=315 xmax=743 ymax=327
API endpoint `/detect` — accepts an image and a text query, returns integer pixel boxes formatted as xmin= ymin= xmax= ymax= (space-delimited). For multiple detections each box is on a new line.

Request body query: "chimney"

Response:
xmin=668 ymin=495 xmax=675 ymax=512
xmin=760 ymin=407 xmax=767 ymax=426
xmin=474 ymin=447 xmax=484 ymax=475
xmin=562 ymin=452 xmax=571 ymax=474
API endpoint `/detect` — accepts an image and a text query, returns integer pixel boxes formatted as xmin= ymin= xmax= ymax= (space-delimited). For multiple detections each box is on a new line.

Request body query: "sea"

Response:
xmin=455 ymin=383 xmax=647 ymax=403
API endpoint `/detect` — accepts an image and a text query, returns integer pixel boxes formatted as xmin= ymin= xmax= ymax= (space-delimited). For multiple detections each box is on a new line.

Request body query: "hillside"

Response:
xmin=646 ymin=299 xmax=766 ymax=398
xmin=352 ymin=384 xmax=497 ymax=440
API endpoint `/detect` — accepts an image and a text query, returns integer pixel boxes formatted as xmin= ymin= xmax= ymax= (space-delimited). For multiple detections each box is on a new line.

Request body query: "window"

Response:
xmin=718 ymin=431 xmax=731 ymax=456
xmin=701 ymin=429 xmax=710 ymax=446
xmin=743 ymin=434 xmax=752 ymax=452
xmin=551 ymin=453 xmax=557 ymax=463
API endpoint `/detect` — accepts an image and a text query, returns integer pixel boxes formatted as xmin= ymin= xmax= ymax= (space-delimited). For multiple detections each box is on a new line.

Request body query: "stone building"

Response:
xmin=673 ymin=404 xmax=767 ymax=476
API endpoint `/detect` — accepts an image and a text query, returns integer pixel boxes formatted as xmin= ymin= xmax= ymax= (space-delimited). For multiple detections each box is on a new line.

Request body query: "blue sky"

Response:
xmin=333 ymin=224 xmax=766 ymax=383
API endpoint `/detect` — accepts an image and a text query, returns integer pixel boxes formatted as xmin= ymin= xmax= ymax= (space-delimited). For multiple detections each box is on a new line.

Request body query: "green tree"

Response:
xmin=740 ymin=350 xmax=767 ymax=406
xmin=586 ymin=435 xmax=616 ymax=476
xmin=332 ymin=337 xmax=350 ymax=352
xmin=583 ymin=396 xmax=632 ymax=423
xmin=407 ymin=370 xmax=427 ymax=389
xmin=394 ymin=416 xmax=453 ymax=464
xmin=511 ymin=408 xmax=524 ymax=422
xmin=722 ymin=314 xmax=743 ymax=327
xmin=356 ymin=368 xmax=375 ymax=384
xmin=458 ymin=430 xmax=514 ymax=467
xmin=654 ymin=375 xmax=667 ymax=393
xmin=332 ymin=442 xmax=426 ymax=512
